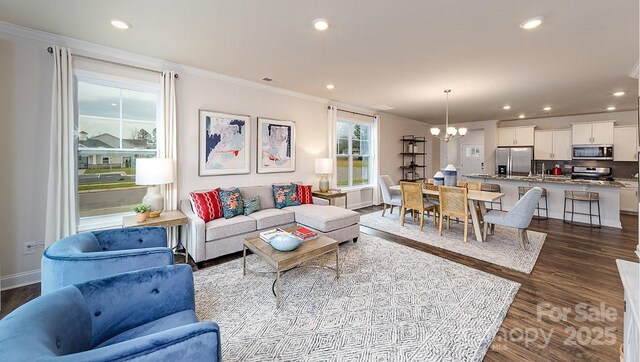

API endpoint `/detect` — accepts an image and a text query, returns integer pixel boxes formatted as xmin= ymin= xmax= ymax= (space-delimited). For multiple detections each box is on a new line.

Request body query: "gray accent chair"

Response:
xmin=483 ymin=187 xmax=543 ymax=250
xmin=379 ymin=175 xmax=402 ymax=216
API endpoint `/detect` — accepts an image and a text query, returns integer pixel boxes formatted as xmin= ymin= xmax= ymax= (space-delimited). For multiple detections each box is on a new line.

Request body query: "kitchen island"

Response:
xmin=462 ymin=174 xmax=623 ymax=228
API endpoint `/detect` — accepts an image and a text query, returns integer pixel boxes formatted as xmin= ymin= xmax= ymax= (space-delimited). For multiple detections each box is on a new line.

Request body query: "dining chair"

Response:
xmin=438 ymin=186 xmax=470 ymax=242
xmin=379 ymin=175 xmax=402 ymax=216
xmin=483 ymin=187 xmax=543 ymax=249
xmin=457 ymin=181 xmax=481 ymax=190
xmin=400 ymin=181 xmax=437 ymax=231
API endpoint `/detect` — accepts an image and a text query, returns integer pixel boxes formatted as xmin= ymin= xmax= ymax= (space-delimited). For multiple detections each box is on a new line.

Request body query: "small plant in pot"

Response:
xmin=133 ymin=204 xmax=151 ymax=222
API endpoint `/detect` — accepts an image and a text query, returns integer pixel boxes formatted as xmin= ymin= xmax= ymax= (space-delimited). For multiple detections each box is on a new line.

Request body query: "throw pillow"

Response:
xmin=296 ymin=184 xmax=314 ymax=204
xmin=272 ymin=184 xmax=300 ymax=209
xmin=243 ymin=195 xmax=261 ymax=216
xmin=189 ymin=188 xmax=223 ymax=222
xmin=219 ymin=187 xmax=245 ymax=219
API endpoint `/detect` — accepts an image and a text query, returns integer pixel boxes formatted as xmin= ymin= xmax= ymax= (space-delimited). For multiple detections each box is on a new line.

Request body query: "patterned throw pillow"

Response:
xmin=189 ymin=188 xmax=223 ymax=222
xmin=272 ymin=184 xmax=300 ymax=209
xmin=243 ymin=195 xmax=261 ymax=216
xmin=219 ymin=187 xmax=245 ymax=219
xmin=296 ymin=184 xmax=314 ymax=204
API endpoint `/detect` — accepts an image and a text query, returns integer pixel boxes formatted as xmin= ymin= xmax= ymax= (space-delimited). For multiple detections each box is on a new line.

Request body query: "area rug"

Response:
xmin=360 ymin=210 xmax=545 ymax=274
xmin=194 ymin=234 xmax=520 ymax=361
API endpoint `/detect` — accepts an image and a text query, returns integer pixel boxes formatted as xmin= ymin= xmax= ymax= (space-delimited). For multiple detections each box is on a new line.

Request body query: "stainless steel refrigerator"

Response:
xmin=495 ymin=147 xmax=534 ymax=175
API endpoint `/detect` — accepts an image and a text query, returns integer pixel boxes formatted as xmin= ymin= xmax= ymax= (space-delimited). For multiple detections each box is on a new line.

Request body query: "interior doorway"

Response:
xmin=460 ymin=129 xmax=485 ymax=175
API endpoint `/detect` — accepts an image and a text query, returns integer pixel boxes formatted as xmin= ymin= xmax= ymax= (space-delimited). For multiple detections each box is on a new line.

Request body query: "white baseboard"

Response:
xmin=348 ymin=201 xmax=373 ymax=210
xmin=1 ymin=270 xmax=40 ymax=291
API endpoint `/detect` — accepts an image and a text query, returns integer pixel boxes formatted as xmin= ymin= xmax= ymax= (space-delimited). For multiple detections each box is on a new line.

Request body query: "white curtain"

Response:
xmin=327 ymin=106 xmax=338 ymax=188
xmin=45 ymin=46 xmax=76 ymax=247
xmin=372 ymin=115 xmax=381 ymax=205
xmin=160 ymin=70 xmax=178 ymax=246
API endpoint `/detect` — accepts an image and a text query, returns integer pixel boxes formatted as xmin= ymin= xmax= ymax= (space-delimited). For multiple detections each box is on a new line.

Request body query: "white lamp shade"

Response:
xmin=458 ymin=127 xmax=468 ymax=136
xmin=430 ymin=127 xmax=441 ymax=136
xmin=315 ymin=158 xmax=333 ymax=174
xmin=446 ymin=127 xmax=457 ymax=135
xmin=136 ymin=158 xmax=174 ymax=185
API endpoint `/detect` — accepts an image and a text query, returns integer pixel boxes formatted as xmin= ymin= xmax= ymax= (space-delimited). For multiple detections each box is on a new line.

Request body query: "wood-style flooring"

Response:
xmin=1 ymin=207 xmax=637 ymax=361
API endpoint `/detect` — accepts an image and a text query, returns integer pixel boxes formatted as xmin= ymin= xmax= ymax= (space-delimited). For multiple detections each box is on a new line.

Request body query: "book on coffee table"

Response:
xmin=259 ymin=228 xmax=290 ymax=242
xmin=291 ymin=226 xmax=319 ymax=242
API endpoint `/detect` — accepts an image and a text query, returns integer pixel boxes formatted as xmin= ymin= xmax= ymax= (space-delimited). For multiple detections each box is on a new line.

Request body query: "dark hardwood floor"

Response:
xmin=2 ymin=207 xmax=637 ymax=361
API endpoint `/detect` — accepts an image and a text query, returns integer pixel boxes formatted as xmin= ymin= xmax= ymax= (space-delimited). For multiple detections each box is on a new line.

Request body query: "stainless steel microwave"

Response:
xmin=571 ymin=145 xmax=613 ymax=160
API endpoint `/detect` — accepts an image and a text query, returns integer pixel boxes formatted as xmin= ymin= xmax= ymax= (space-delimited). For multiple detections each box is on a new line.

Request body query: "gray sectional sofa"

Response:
xmin=180 ymin=185 xmax=360 ymax=263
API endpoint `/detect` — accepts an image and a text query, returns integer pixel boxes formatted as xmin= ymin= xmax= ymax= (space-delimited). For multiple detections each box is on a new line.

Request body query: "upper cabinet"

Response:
xmin=614 ymin=126 xmax=638 ymax=161
xmin=572 ymin=121 xmax=615 ymax=145
xmin=534 ymin=129 xmax=571 ymax=160
xmin=497 ymin=126 xmax=535 ymax=147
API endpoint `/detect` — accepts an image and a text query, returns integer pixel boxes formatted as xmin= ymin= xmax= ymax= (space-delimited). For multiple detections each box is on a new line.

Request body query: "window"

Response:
xmin=336 ymin=120 xmax=372 ymax=187
xmin=76 ymin=76 xmax=160 ymax=219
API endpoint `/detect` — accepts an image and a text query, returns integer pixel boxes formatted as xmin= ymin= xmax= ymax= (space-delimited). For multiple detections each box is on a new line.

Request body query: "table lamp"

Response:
xmin=135 ymin=158 xmax=174 ymax=217
xmin=315 ymin=158 xmax=333 ymax=192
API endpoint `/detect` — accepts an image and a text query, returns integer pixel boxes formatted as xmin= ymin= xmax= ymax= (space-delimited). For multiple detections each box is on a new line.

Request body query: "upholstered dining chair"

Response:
xmin=438 ymin=186 xmax=470 ymax=242
xmin=400 ymin=181 xmax=438 ymax=231
xmin=483 ymin=187 xmax=543 ymax=250
xmin=379 ymin=175 xmax=402 ymax=216
xmin=41 ymin=226 xmax=173 ymax=295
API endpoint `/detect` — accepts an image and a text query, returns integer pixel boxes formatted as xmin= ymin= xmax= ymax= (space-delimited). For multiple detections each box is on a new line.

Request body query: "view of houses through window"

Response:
xmin=76 ymin=77 xmax=160 ymax=218
xmin=336 ymin=120 xmax=372 ymax=187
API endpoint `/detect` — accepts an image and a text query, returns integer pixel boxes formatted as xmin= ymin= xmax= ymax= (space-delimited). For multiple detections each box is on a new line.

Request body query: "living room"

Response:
xmin=1 ymin=1 xmax=639 ymax=361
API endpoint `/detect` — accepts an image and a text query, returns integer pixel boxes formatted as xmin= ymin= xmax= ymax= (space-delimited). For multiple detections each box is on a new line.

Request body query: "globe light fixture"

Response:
xmin=430 ymin=89 xmax=467 ymax=142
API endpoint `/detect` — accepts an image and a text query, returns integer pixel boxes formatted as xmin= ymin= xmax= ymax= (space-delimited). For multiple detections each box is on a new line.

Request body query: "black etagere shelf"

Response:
xmin=400 ymin=135 xmax=427 ymax=182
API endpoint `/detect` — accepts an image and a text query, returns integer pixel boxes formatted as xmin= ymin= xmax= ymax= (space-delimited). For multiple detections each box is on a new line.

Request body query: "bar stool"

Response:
xmin=563 ymin=190 xmax=601 ymax=228
xmin=481 ymin=183 xmax=503 ymax=210
xmin=518 ymin=186 xmax=548 ymax=220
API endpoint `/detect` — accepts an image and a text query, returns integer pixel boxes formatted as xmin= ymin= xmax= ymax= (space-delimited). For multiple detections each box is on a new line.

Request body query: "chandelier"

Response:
xmin=430 ymin=89 xmax=467 ymax=142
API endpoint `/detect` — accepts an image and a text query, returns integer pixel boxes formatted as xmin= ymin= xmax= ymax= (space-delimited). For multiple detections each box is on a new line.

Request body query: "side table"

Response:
xmin=123 ymin=210 xmax=189 ymax=264
xmin=312 ymin=190 xmax=348 ymax=209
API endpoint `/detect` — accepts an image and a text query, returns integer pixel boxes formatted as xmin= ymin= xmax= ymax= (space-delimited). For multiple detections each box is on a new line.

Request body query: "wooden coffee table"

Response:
xmin=243 ymin=227 xmax=339 ymax=308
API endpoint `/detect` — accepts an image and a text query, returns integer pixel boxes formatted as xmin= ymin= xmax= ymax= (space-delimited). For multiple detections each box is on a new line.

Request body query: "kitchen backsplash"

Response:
xmin=532 ymin=160 xmax=639 ymax=178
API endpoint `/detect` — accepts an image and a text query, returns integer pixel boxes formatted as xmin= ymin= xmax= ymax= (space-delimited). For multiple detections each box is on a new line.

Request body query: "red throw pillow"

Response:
xmin=297 ymin=184 xmax=314 ymax=204
xmin=189 ymin=188 xmax=223 ymax=222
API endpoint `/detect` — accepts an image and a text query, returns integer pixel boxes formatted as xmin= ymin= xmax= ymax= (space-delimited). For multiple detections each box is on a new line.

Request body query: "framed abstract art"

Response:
xmin=199 ymin=110 xmax=251 ymax=176
xmin=257 ymin=117 xmax=296 ymax=173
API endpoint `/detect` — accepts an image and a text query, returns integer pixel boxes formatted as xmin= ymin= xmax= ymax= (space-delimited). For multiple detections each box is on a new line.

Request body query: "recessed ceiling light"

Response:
xmin=520 ymin=17 xmax=543 ymax=30
xmin=111 ymin=103 xmax=118 ymax=106
xmin=313 ymin=18 xmax=329 ymax=31
xmin=326 ymin=84 xmax=335 ymax=90
xmin=110 ymin=19 xmax=130 ymax=30
xmin=502 ymin=105 xmax=511 ymax=110
xmin=543 ymin=106 xmax=552 ymax=111
xmin=607 ymin=106 xmax=616 ymax=111
xmin=613 ymin=91 xmax=625 ymax=97
xmin=518 ymin=114 xmax=525 ymax=119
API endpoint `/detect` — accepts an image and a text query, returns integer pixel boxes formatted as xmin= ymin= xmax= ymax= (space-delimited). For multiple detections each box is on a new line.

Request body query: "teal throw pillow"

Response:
xmin=219 ymin=187 xmax=244 ymax=219
xmin=243 ymin=195 xmax=261 ymax=216
xmin=272 ymin=184 xmax=300 ymax=209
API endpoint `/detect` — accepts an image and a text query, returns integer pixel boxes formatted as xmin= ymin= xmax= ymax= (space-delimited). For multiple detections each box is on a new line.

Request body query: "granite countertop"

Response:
xmin=464 ymin=174 xmax=624 ymax=188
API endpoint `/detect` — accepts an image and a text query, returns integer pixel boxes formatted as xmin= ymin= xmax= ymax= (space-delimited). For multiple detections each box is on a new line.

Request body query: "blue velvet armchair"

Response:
xmin=41 ymin=227 xmax=174 ymax=295
xmin=0 ymin=265 xmax=221 ymax=361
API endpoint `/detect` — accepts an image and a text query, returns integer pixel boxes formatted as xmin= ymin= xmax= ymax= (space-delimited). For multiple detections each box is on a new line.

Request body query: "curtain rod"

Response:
xmin=327 ymin=105 xmax=375 ymax=118
xmin=47 ymin=47 xmax=178 ymax=78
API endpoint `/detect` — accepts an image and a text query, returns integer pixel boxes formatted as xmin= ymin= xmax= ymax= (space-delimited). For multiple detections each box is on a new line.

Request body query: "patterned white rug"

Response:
xmin=194 ymin=234 xmax=519 ymax=361
xmin=360 ymin=210 xmax=546 ymax=274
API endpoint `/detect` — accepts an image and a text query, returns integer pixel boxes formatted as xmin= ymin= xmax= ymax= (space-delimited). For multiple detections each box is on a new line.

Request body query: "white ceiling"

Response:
xmin=0 ymin=0 xmax=637 ymax=124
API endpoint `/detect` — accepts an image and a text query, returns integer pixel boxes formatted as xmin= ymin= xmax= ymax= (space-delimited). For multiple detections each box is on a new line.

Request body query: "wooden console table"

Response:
xmin=312 ymin=190 xmax=348 ymax=209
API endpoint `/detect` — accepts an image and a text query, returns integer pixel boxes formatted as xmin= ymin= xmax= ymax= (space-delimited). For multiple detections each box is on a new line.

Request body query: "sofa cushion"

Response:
xmin=239 ymin=185 xmax=275 ymax=209
xmin=205 ymin=215 xmax=256 ymax=241
xmin=248 ymin=208 xmax=295 ymax=229
xmin=189 ymin=188 xmax=223 ymax=222
xmin=273 ymin=184 xmax=300 ymax=209
xmin=96 ymin=310 xmax=198 ymax=349
xmin=243 ymin=195 xmax=261 ymax=216
xmin=220 ymin=187 xmax=244 ymax=219
xmin=296 ymin=184 xmax=314 ymax=204
xmin=287 ymin=204 xmax=360 ymax=232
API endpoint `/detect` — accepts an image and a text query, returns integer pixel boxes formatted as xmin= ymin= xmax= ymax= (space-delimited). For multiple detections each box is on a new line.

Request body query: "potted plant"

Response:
xmin=133 ymin=204 xmax=151 ymax=222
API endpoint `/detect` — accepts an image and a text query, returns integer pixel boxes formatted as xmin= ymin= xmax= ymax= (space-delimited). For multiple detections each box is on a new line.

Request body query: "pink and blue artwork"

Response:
xmin=199 ymin=110 xmax=251 ymax=176
xmin=257 ymin=118 xmax=296 ymax=173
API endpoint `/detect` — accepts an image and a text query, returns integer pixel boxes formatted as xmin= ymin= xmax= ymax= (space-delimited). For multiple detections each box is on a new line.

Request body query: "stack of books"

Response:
xmin=259 ymin=228 xmax=290 ymax=243
xmin=291 ymin=227 xmax=319 ymax=242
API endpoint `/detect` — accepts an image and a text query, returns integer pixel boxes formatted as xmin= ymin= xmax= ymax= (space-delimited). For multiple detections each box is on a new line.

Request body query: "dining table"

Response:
xmin=389 ymin=185 xmax=505 ymax=242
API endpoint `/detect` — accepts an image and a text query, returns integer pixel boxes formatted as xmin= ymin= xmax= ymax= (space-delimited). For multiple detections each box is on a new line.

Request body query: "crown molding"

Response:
xmin=0 ymin=20 xmax=330 ymax=104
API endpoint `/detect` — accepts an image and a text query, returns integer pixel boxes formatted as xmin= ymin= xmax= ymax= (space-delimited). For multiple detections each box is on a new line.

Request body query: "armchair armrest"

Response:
xmin=180 ymin=199 xmax=206 ymax=263
xmin=75 ymin=265 xmax=196 ymax=347
xmin=94 ymin=227 xmax=167 ymax=250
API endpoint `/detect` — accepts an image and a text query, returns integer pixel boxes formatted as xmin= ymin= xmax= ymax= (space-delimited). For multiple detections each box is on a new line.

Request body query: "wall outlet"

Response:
xmin=23 ymin=242 xmax=36 ymax=255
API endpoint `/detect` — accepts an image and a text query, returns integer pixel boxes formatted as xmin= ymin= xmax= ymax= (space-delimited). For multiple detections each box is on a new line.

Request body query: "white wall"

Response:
xmin=378 ymin=113 xmax=431 ymax=184
xmin=438 ymin=120 xmax=499 ymax=175
xmin=0 ymin=27 xmax=426 ymax=288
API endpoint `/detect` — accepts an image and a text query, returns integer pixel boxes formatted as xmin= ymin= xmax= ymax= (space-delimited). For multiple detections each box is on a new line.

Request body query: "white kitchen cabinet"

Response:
xmin=572 ymin=121 xmax=615 ymax=145
xmin=614 ymin=126 xmax=638 ymax=161
xmin=498 ymin=126 xmax=535 ymax=147
xmin=620 ymin=180 xmax=638 ymax=213
xmin=534 ymin=129 xmax=571 ymax=160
